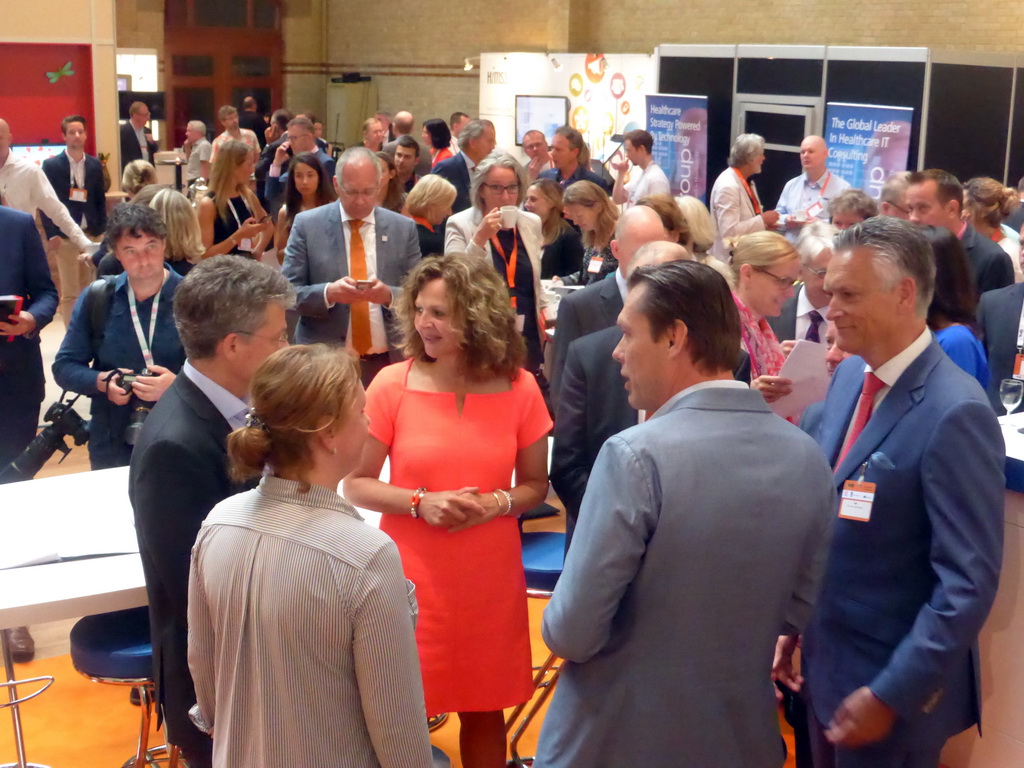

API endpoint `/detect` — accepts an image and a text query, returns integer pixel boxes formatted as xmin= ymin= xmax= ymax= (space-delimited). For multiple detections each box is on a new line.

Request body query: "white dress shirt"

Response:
xmin=794 ymin=285 xmax=830 ymax=341
xmin=0 ymin=152 xmax=92 ymax=249
xmin=327 ymin=205 xmax=389 ymax=354
xmin=133 ymin=124 xmax=151 ymax=162
xmin=183 ymin=360 xmax=250 ymax=430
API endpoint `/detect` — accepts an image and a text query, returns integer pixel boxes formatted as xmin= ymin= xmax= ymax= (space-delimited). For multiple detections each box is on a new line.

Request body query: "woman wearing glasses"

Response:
xmin=445 ymin=153 xmax=548 ymax=374
xmin=728 ymin=231 xmax=801 ymax=402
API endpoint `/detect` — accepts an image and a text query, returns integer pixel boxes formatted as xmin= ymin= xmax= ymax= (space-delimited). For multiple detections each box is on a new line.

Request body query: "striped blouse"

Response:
xmin=187 ymin=475 xmax=433 ymax=768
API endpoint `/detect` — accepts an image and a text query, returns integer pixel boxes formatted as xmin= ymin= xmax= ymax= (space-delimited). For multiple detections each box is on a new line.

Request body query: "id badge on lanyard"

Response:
xmin=229 ymin=199 xmax=254 ymax=252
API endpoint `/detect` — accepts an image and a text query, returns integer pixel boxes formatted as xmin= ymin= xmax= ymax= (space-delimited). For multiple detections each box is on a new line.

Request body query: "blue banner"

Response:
xmin=646 ymin=94 xmax=709 ymax=202
xmin=825 ymin=102 xmax=914 ymax=199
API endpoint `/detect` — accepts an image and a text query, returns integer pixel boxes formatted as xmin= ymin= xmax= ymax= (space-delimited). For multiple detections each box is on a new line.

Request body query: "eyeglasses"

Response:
xmin=235 ymin=330 xmax=290 ymax=346
xmin=339 ymin=188 xmax=378 ymax=199
xmin=803 ymin=266 xmax=828 ymax=278
xmin=753 ymin=267 xmax=797 ymax=288
xmin=483 ymin=183 xmax=521 ymax=195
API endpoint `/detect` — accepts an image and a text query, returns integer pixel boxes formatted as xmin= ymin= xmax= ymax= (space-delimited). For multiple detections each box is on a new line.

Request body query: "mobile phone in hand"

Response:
xmin=355 ymin=280 xmax=374 ymax=290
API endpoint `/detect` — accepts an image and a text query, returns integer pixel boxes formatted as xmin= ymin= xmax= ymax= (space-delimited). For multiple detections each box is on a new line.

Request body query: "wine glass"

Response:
xmin=999 ymin=378 xmax=1023 ymax=417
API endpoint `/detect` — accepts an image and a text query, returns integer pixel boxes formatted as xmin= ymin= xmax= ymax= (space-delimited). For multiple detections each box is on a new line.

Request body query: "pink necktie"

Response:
xmin=836 ymin=372 xmax=886 ymax=469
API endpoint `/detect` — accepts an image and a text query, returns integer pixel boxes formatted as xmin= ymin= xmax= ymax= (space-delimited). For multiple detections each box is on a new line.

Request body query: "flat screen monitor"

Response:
xmin=515 ymin=95 xmax=569 ymax=146
xmin=10 ymin=145 xmax=64 ymax=167
xmin=118 ymin=91 xmax=166 ymax=121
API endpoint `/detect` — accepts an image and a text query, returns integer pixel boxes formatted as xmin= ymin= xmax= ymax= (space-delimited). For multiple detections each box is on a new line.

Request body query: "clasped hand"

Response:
xmin=419 ymin=487 xmax=504 ymax=533
xmin=326 ymin=277 xmax=392 ymax=305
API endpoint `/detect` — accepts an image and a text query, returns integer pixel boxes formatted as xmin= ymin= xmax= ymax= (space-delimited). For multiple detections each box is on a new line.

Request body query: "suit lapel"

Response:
xmin=176 ymin=373 xmax=232 ymax=439
xmin=599 ymin=275 xmax=623 ymax=325
xmin=327 ymin=204 xmax=347 ymax=279
xmin=833 ymin=341 xmax=942 ymax=481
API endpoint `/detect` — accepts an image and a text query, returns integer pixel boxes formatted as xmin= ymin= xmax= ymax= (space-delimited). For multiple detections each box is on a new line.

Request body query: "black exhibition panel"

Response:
xmin=757 ymin=148 xmax=796 ymax=211
xmin=736 ymin=57 xmax=823 ymax=98
xmin=658 ymin=55 xmax=736 ymax=199
xmin=924 ymin=63 xmax=1013 ymax=182
xmin=1008 ymin=68 xmax=1024 ymax=186
xmin=825 ymin=59 xmax=926 ymax=174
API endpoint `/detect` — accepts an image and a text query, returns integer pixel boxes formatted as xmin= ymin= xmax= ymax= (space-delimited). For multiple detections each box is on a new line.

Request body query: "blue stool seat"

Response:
xmin=521 ymin=531 xmax=565 ymax=593
xmin=70 ymin=607 xmax=152 ymax=681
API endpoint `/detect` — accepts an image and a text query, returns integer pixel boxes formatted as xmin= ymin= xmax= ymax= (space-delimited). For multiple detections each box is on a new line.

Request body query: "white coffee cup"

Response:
xmin=500 ymin=206 xmax=519 ymax=229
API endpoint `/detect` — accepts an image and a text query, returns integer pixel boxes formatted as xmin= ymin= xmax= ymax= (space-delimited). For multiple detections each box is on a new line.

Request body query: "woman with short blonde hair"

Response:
xmin=404 ymin=174 xmax=457 ymax=258
xmin=150 ymin=188 xmax=204 ymax=274
xmin=122 ymin=159 xmax=156 ymax=198
xmin=189 ymin=344 xmax=434 ymax=767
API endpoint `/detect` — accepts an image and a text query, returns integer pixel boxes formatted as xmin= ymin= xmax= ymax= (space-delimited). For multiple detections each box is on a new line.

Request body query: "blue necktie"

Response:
xmin=806 ymin=310 xmax=823 ymax=343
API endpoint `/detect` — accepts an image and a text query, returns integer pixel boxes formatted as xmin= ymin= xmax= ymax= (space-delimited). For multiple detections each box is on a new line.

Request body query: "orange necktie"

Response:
xmin=348 ymin=219 xmax=372 ymax=355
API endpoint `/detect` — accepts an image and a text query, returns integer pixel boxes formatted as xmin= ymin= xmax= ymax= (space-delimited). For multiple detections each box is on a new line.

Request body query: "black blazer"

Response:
xmin=430 ymin=154 xmax=472 ymax=213
xmin=40 ymin=152 xmax=107 ymax=239
xmin=0 ymin=208 xmax=58 ymax=410
xmin=977 ymin=281 xmax=1024 ymax=411
xmin=963 ymin=224 xmax=1014 ymax=295
xmin=541 ymin=226 xmax=585 ymax=280
xmin=550 ymin=326 xmax=636 ymax=549
xmin=766 ymin=295 xmax=798 ymax=342
xmin=128 ymin=373 xmax=249 ymax=755
xmin=550 ymin=275 xmax=624 ymax=410
xmin=119 ymin=122 xmax=158 ymax=171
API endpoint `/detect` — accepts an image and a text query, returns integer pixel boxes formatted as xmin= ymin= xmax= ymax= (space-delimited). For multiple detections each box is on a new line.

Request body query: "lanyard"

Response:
xmin=490 ymin=229 xmax=519 ymax=310
xmin=128 ymin=271 xmax=167 ymax=369
xmin=227 ymin=196 xmax=250 ymax=230
xmin=733 ymin=168 xmax=762 ymax=215
xmin=806 ymin=172 xmax=832 ymax=206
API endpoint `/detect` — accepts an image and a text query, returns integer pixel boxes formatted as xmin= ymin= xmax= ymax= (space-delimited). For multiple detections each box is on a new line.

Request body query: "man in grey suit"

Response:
xmin=534 ymin=260 xmax=836 ymax=767
xmin=282 ymin=146 xmax=421 ymax=385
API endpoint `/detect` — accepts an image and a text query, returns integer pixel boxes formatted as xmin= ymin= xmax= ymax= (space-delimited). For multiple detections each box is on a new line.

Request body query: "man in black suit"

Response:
xmin=767 ymin=220 xmax=834 ymax=345
xmin=129 ymin=256 xmax=294 ymax=768
xmin=549 ymin=205 xmax=670 ymax=408
xmin=119 ymin=101 xmax=158 ymax=171
xmin=41 ymin=115 xmax=106 ymax=325
xmin=906 ymin=169 xmax=1013 ymax=295
xmin=430 ymin=119 xmax=495 ymax=213
xmin=977 ymin=280 xmax=1024 ymax=412
xmin=238 ymin=96 xmax=267 ymax=149
xmin=551 ymin=241 xmax=689 ymax=549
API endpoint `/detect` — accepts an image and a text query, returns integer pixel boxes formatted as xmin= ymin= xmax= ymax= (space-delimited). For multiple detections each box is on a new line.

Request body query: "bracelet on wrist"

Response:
xmin=410 ymin=487 xmax=427 ymax=518
xmin=497 ymin=488 xmax=514 ymax=517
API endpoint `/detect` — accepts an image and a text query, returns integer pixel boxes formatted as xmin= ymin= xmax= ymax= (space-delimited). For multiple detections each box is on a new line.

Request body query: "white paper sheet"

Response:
xmin=769 ymin=339 xmax=830 ymax=420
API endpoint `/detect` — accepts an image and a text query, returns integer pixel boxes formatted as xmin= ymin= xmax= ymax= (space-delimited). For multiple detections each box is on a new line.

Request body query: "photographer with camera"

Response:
xmin=53 ymin=204 xmax=185 ymax=470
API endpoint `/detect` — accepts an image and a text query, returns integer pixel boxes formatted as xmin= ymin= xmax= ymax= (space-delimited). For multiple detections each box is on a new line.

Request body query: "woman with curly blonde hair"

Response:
xmin=345 ymin=253 xmax=552 ymax=768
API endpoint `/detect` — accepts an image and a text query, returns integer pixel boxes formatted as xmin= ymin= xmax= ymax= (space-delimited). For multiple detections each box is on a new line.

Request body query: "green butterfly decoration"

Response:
xmin=46 ymin=62 xmax=74 ymax=84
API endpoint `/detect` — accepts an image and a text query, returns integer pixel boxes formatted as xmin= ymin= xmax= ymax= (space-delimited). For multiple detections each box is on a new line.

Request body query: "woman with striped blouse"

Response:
xmin=187 ymin=344 xmax=432 ymax=768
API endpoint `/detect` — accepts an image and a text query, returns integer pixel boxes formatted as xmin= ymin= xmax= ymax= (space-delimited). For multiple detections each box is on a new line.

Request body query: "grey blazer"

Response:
xmin=282 ymin=203 xmax=421 ymax=349
xmin=534 ymin=385 xmax=836 ymax=768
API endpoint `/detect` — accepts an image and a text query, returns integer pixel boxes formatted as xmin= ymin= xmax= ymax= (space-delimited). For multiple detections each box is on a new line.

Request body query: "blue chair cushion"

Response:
xmin=521 ymin=531 xmax=565 ymax=593
xmin=70 ymin=606 xmax=153 ymax=681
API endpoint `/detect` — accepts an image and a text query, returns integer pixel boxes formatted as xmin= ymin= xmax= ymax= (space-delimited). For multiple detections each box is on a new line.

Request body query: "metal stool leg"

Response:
xmin=505 ymin=652 xmax=561 ymax=767
xmin=1 ymin=630 xmax=52 ymax=768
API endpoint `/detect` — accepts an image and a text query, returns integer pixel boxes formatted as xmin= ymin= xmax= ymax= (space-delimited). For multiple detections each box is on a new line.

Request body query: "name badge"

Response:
xmin=70 ymin=187 xmax=88 ymax=203
xmin=515 ymin=314 xmax=525 ymax=333
xmin=839 ymin=480 xmax=876 ymax=522
xmin=238 ymin=238 xmax=254 ymax=253
xmin=1014 ymin=353 xmax=1024 ymax=381
xmin=806 ymin=201 xmax=824 ymax=219
xmin=587 ymin=256 xmax=604 ymax=274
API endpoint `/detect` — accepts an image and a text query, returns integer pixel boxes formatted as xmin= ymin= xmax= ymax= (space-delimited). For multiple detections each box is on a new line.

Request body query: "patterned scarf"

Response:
xmin=733 ymin=292 xmax=785 ymax=379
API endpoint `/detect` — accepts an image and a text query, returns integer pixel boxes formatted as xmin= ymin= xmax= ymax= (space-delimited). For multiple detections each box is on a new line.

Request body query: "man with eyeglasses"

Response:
xmin=119 ymin=101 xmax=159 ymax=171
xmin=522 ymin=129 xmax=553 ymax=182
xmin=769 ymin=220 xmax=836 ymax=346
xmin=283 ymin=146 xmax=422 ymax=385
xmin=879 ymin=171 xmax=912 ymax=220
xmin=264 ymin=116 xmax=336 ymax=206
xmin=130 ymin=255 xmax=294 ymax=768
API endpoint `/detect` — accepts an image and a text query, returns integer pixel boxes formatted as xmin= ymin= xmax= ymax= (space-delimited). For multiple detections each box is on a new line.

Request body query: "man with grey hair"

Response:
xmin=710 ymin=132 xmax=780 ymax=259
xmin=879 ymin=171 xmax=911 ymax=219
xmin=129 ymin=255 xmax=294 ymax=768
xmin=551 ymin=240 xmax=692 ymax=550
xmin=828 ymin=188 xmax=879 ymax=230
xmin=549 ymin=205 xmax=671 ymax=408
xmin=430 ymin=118 xmax=496 ymax=213
xmin=183 ymin=120 xmax=212 ymax=183
xmin=775 ymin=217 xmax=1004 ymax=767
xmin=283 ymin=146 xmax=421 ymax=384
xmin=769 ymin=219 xmax=836 ymax=344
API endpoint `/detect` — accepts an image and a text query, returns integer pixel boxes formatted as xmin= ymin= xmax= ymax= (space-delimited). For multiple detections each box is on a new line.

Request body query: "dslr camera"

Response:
xmin=116 ymin=369 xmax=157 ymax=445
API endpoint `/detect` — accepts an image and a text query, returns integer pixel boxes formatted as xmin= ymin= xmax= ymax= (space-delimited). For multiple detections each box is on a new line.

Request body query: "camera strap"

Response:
xmin=128 ymin=271 xmax=167 ymax=370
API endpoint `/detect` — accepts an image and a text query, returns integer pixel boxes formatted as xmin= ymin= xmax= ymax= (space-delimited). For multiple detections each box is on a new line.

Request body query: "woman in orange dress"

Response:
xmin=345 ymin=253 xmax=551 ymax=768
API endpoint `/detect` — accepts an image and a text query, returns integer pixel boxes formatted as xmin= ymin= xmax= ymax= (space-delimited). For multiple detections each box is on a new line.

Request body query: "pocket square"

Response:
xmin=869 ymin=451 xmax=895 ymax=470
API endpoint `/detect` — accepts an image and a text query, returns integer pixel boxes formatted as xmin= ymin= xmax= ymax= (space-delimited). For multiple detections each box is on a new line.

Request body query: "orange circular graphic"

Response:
xmin=584 ymin=54 xmax=608 ymax=84
xmin=621 ymin=101 xmax=630 ymax=115
xmin=610 ymin=72 xmax=627 ymax=99
xmin=569 ymin=73 xmax=584 ymax=97
xmin=571 ymin=106 xmax=589 ymax=133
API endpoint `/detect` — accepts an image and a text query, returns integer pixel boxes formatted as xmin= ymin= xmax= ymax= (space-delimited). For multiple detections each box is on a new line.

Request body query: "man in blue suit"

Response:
xmin=429 ymin=119 xmax=495 ymax=213
xmin=775 ymin=217 xmax=1005 ymax=767
xmin=282 ymin=146 xmax=420 ymax=385
xmin=0 ymin=206 xmax=58 ymax=473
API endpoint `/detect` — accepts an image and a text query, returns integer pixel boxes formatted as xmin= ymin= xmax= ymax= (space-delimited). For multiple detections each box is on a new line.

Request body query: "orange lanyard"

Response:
xmin=410 ymin=215 xmax=433 ymax=232
xmin=733 ymin=168 xmax=762 ymax=215
xmin=490 ymin=229 xmax=519 ymax=310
